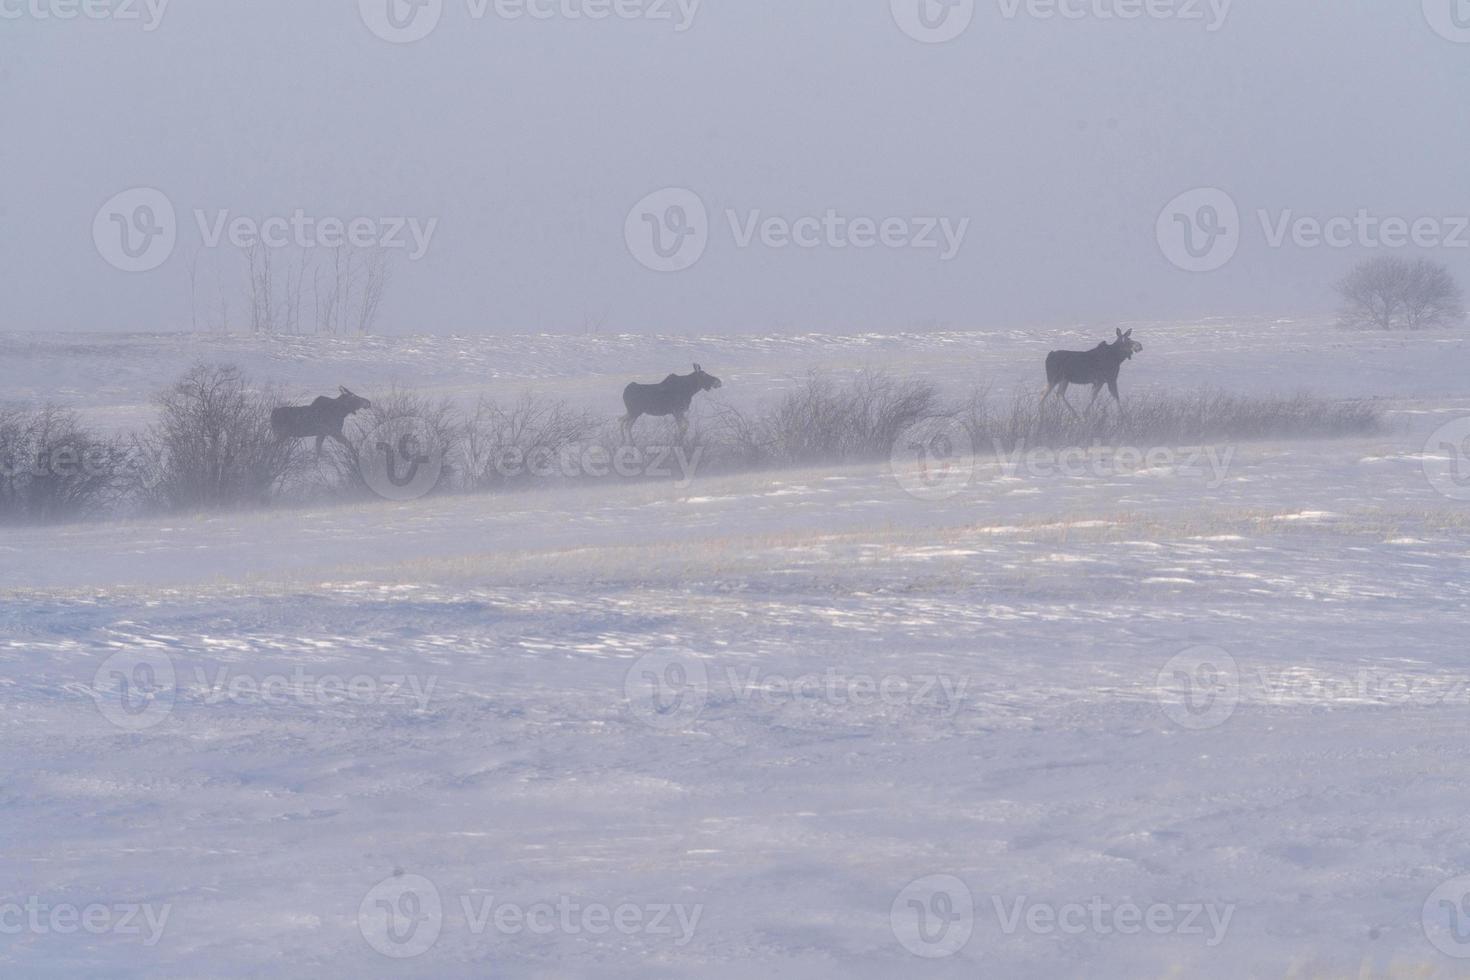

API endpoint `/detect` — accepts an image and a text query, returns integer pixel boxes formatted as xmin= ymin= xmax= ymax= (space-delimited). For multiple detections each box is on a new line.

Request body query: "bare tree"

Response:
xmin=582 ymin=309 xmax=610 ymax=335
xmin=244 ymin=244 xmax=277 ymax=334
xmin=310 ymin=246 xmax=392 ymax=335
xmin=186 ymin=248 xmax=201 ymax=333
xmin=314 ymin=248 xmax=345 ymax=334
xmin=1336 ymin=256 xmax=1464 ymax=330
xmin=282 ymin=249 xmax=311 ymax=335
xmin=353 ymin=249 xmax=390 ymax=335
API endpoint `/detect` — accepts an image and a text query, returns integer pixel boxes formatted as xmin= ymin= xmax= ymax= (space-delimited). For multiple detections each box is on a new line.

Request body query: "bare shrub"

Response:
xmin=703 ymin=403 xmax=770 ymax=471
xmin=0 ymin=407 xmax=126 ymax=524
xmin=462 ymin=394 xmax=597 ymax=491
xmin=742 ymin=370 xmax=948 ymax=466
xmin=1337 ymin=256 xmax=1464 ymax=330
xmin=135 ymin=364 xmax=302 ymax=512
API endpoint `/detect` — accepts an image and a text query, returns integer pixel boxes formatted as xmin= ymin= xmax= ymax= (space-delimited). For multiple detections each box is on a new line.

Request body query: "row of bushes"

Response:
xmin=0 ymin=363 xmax=1384 ymax=525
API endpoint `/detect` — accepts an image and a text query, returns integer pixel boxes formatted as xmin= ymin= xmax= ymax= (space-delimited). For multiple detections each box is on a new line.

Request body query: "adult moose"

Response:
xmin=1040 ymin=329 xmax=1144 ymax=419
xmin=271 ymin=387 xmax=372 ymax=457
xmin=621 ymin=364 xmax=722 ymax=442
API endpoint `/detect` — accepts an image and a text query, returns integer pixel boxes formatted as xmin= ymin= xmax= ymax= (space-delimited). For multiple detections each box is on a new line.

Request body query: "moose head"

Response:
xmin=339 ymin=386 xmax=372 ymax=413
xmin=691 ymin=364 xmax=723 ymax=391
xmin=1114 ymin=329 xmax=1143 ymax=360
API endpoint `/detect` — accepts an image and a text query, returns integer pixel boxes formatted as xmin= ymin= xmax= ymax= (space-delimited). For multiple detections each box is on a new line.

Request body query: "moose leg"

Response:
xmin=1086 ymin=383 xmax=1104 ymax=412
xmin=1056 ymin=382 xmax=1081 ymax=420
xmin=620 ymin=414 xmax=637 ymax=443
xmin=1040 ymin=381 xmax=1056 ymax=406
xmin=674 ymin=412 xmax=689 ymax=444
xmin=314 ymin=434 xmax=326 ymax=459
xmin=1108 ymin=380 xmax=1125 ymax=419
xmin=329 ymin=431 xmax=353 ymax=453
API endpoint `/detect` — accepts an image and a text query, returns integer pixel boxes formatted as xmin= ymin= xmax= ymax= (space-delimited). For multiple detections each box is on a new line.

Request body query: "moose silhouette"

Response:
xmin=1041 ymin=329 xmax=1144 ymax=419
xmin=621 ymin=364 xmax=722 ymax=441
xmin=270 ymin=387 xmax=372 ymax=457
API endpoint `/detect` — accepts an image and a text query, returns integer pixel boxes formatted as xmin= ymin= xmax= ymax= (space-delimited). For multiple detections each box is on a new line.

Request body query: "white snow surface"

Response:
xmin=3 ymin=318 xmax=1470 ymax=978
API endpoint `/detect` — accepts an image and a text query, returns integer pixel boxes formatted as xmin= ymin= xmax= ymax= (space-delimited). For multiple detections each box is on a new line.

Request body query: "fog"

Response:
xmin=8 ymin=6 xmax=1470 ymax=976
xmin=6 ymin=0 xmax=1469 ymax=335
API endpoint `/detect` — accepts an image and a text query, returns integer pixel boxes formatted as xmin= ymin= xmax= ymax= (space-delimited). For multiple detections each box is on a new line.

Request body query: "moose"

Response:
xmin=1040 ymin=329 xmax=1144 ymax=419
xmin=270 ymin=387 xmax=372 ymax=457
xmin=621 ymin=364 xmax=723 ymax=441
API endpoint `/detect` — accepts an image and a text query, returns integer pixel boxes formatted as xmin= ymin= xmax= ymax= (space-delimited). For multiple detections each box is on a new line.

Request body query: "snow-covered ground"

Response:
xmin=4 ymin=320 xmax=1470 ymax=978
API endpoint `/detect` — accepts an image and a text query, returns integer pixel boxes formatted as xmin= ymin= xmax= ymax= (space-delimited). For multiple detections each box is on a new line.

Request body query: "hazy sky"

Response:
xmin=5 ymin=0 xmax=1470 ymax=335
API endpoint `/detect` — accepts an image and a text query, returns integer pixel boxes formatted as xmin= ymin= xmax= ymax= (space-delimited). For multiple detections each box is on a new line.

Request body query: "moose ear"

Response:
xmin=693 ymin=363 xmax=701 ymax=372
xmin=339 ymin=386 xmax=350 ymax=395
xmin=1116 ymin=328 xmax=1124 ymax=339
xmin=1123 ymin=329 xmax=1133 ymax=338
